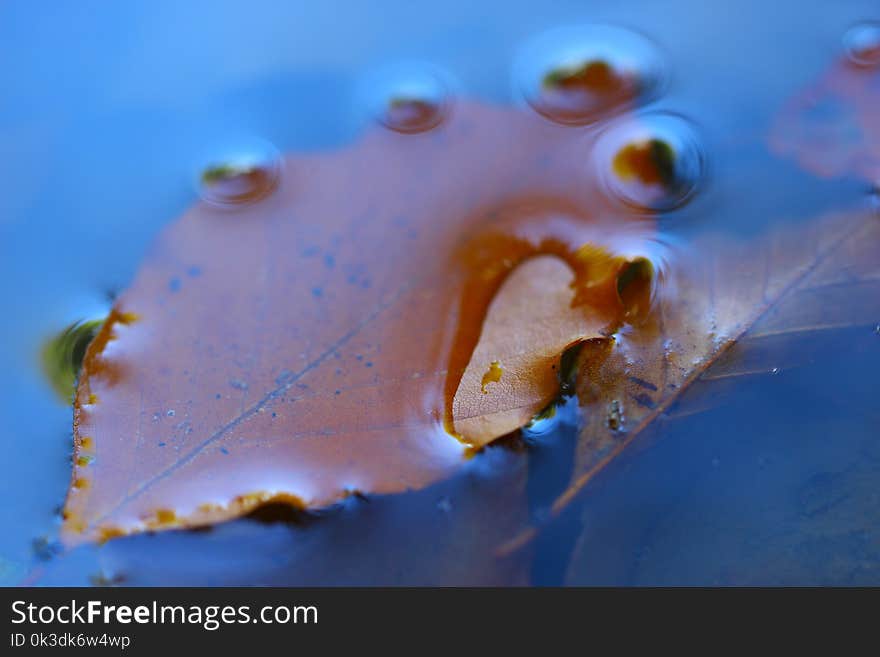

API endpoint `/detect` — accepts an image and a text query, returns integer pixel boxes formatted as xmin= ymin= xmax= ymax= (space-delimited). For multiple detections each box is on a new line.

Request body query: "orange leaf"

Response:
xmin=63 ymin=101 xmax=656 ymax=543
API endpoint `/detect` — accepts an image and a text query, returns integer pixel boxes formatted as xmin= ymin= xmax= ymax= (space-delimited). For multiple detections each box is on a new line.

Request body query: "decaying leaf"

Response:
xmin=63 ymin=101 xmax=656 ymax=543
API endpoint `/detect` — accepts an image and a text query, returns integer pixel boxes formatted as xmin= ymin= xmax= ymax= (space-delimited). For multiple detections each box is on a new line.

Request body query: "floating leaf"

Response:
xmin=64 ymin=53 xmax=880 ymax=547
xmin=63 ymin=101 xmax=658 ymax=543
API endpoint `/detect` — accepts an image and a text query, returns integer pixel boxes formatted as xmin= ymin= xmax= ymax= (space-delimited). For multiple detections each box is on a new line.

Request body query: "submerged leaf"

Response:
xmin=497 ymin=52 xmax=880 ymax=556
xmin=770 ymin=55 xmax=880 ymax=184
xmin=498 ymin=206 xmax=880 ymax=554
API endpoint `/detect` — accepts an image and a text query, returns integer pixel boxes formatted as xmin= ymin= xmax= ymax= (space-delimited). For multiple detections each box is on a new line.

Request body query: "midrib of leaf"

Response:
xmin=496 ymin=212 xmax=877 ymax=557
xmin=91 ymin=282 xmax=414 ymax=529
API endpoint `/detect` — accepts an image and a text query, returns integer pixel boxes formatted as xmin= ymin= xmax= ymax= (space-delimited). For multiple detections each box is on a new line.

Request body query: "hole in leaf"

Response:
xmin=558 ymin=340 xmax=586 ymax=396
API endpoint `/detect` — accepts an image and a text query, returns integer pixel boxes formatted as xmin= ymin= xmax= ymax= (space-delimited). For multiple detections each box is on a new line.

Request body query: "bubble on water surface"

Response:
xmin=513 ymin=25 xmax=666 ymax=126
xmin=843 ymin=21 xmax=880 ymax=67
xmin=196 ymin=139 xmax=281 ymax=206
xmin=360 ymin=62 xmax=454 ymax=134
xmin=594 ymin=111 xmax=705 ymax=212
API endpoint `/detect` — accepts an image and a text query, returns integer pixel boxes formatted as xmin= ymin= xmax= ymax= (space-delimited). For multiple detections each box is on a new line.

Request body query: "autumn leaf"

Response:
xmin=497 ymin=205 xmax=880 ymax=555
xmin=498 ymin=52 xmax=880 ymax=555
xmin=63 ymin=50 xmax=880 ymax=547
xmin=453 ymin=249 xmax=649 ymax=445
xmin=63 ymin=101 xmax=657 ymax=543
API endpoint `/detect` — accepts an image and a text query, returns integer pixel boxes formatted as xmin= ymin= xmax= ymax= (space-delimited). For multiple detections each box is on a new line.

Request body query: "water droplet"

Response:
xmin=514 ymin=25 xmax=666 ymax=126
xmin=843 ymin=21 xmax=880 ymax=67
xmin=361 ymin=63 xmax=454 ymax=134
xmin=607 ymin=399 xmax=624 ymax=431
xmin=196 ymin=139 xmax=281 ymax=206
xmin=41 ymin=317 xmax=106 ymax=403
xmin=595 ymin=111 xmax=706 ymax=212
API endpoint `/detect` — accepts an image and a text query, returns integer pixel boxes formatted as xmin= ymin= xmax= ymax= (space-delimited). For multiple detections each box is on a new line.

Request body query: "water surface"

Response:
xmin=1 ymin=0 xmax=877 ymax=585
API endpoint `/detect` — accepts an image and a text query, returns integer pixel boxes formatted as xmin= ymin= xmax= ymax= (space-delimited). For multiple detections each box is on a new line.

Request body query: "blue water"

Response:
xmin=1 ymin=0 xmax=877 ymax=585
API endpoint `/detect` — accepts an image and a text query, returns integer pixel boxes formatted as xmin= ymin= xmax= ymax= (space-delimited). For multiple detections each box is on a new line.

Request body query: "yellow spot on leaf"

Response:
xmin=480 ymin=360 xmax=503 ymax=393
xmin=155 ymin=509 xmax=176 ymax=524
xmin=96 ymin=526 xmax=125 ymax=544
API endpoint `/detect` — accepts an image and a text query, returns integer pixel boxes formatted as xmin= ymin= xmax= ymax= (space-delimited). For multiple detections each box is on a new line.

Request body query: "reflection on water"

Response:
xmin=1 ymin=0 xmax=878 ymax=585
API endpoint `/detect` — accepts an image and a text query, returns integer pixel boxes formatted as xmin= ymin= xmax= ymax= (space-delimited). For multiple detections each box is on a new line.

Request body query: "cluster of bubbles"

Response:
xmin=516 ymin=25 xmax=705 ymax=212
xmin=193 ymin=26 xmax=700 ymax=210
xmin=532 ymin=27 xmax=701 ymax=212
xmin=196 ymin=23 xmax=709 ymax=211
